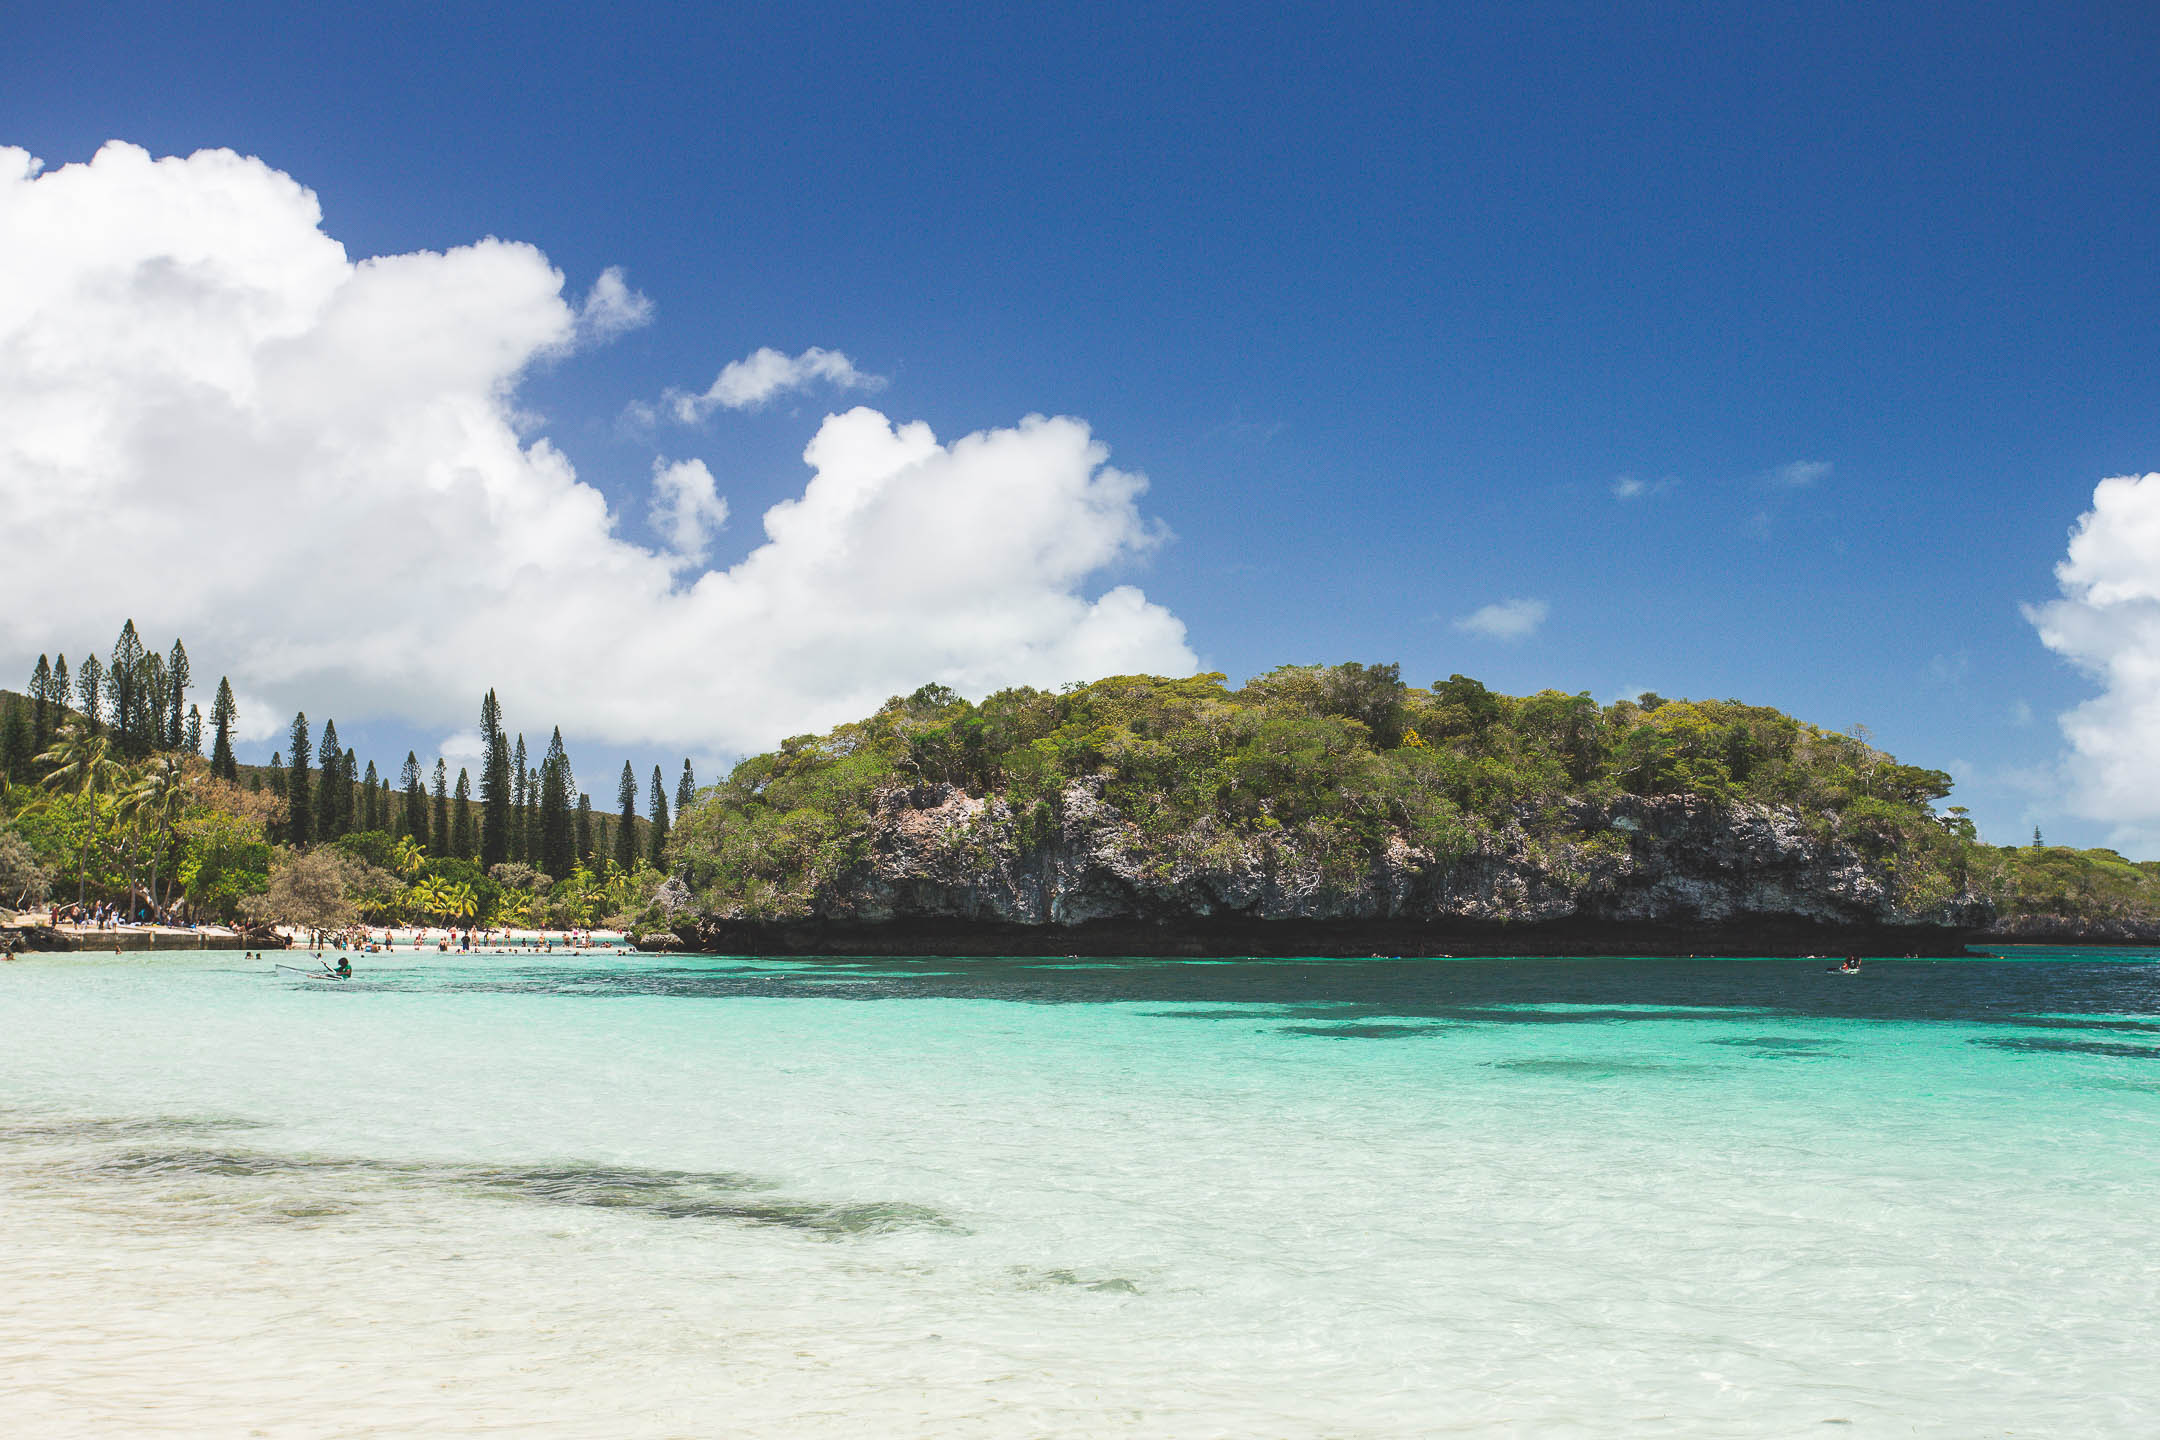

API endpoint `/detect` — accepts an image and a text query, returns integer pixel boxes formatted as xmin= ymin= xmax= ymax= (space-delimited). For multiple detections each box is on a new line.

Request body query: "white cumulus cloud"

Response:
xmin=2027 ymin=472 xmax=2160 ymax=827
xmin=1454 ymin=598 xmax=1548 ymax=642
xmin=647 ymin=457 xmax=729 ymax=565
xmin=576 ymin=265 xmax=652 ymax=341
xmin=668 ymin=345 xmax=884 ymax=421
xmin=0 ymin=142 xmax=1195 ymax=756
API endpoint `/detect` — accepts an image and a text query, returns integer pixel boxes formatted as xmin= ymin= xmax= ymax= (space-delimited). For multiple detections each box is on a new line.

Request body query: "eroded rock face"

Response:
xmin=684 ymin=781 xmax=1992 ymax=955
xmin=1981 ymin=914 xmax=2160 ymax=943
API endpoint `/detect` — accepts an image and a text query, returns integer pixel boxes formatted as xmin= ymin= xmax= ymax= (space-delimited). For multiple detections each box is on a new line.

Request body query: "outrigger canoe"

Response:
xmin=276 ymin=962 xmax=350 ymax=981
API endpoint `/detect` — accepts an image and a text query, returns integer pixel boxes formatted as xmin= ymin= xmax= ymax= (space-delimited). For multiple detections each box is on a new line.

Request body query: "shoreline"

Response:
xmin=670 ymin=915 xmax=1987 ymax=959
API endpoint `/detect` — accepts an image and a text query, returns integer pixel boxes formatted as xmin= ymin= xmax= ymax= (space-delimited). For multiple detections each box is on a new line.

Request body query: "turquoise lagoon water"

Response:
xmin=2 ymin=948 xmax=2157 ymax=1436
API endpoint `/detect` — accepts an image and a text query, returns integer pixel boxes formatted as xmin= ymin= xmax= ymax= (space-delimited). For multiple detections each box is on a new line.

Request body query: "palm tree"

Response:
xmin=443 ymin=881 xmax=478 ymax=929
xmin=119 ymin=755 xmax=189 ymax=919
xmin=406 ymin=875 xmax=448 ymax=928
xmin=37 ymin=721 xmax=121 ymax=905
xmin=392 ymin=835 xmax=427 ymax=878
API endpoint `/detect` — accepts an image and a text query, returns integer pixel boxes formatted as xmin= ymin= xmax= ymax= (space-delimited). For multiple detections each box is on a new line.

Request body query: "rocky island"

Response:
xmin=655 ymin=666 xmax=2001 ymax=956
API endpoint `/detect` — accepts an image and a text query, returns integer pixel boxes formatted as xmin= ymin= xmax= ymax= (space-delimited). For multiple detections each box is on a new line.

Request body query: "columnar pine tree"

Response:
xmin=267 ymin=751 xmax=285 ymax=809
xmin=209 ymin=678 xmax=239 ymax=780
xmin=77 ymin=654 xmax=105 ymax=731
xmin=511 ymin=734 xmax=530 ymax=863
xmin=538 ymin=729 xmax=573 ymax=879
xmin=29 ymin=655 xmax=53 ymax=756
xmin=676 ymin=759 xmax=696 ymax=820
xmin=0 ymin=698 xmax=30 ymax=784
xmin=479 ymin=690 xmax=511 ymax=868
xmin=614 ymin=762 xmax=639 ymax=872
xmin=315 ymin=720 xmax=343 ymax=841
xmin=137 ymin=651 xmax=167 ymax=755
xmin=400 ymin=753 xmax=427 ymax=841
xmin=362 ymin=760 xmax=381 ymax=831
xmin=525 ymin=766 xmax=542 ymax=866
xmin=575 ymin=793 xmax=594 ymax=865
xmin=343 ymin=748 xmax=358 ymax=833
xmin=285 ymin=713 xmax=312 ymax=845
xmin=431 ymin=759 xmax=451 ymax=856
xmin=51 ymin=655 xmax=69 ymax=727
xmin=647 ymin=766 xmax=670 ymax=867
xmin=108 ymin=621 xmax=144 ymax=752
xmin=452 ymin=767 xmax=476 ymax=858
xmin=167 ymin=640 xmax=190 ymax=749
xmin=184 ymin=703 xmax=203 ymax=756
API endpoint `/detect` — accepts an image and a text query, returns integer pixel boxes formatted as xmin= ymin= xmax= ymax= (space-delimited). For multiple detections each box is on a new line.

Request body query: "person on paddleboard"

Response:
xmin=334 ymin=956 xmax=352 ymax=978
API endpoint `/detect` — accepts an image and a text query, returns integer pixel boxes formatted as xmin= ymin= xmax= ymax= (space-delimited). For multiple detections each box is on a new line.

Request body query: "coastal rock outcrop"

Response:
xmin=682 ymin=780 xmax=1991 ymax=956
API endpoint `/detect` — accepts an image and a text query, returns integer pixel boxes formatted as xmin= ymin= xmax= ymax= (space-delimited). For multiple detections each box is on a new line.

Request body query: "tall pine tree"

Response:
xmin=137 ymin=651 xmax=166 ymax=755
xmin=614 ymin=761 xmax=639 ymax=872
xmin=400 ymin=753 xmax=427 ymax=841
xmin=108 ymin=621 xmax=144 ymax=753
xmin=431 ymin=759 xmax=451 ymax=856
xmin=51 ymin=656 xmax=69 ymax=727
xmin=209 ymin=678 xmax=239 ymax=780
xmin=538 ymin=729 xmax=573 ymax=878
xmin=676 ymin=759 xmax=696 ymax=819
xmin=77 ymin=654 xmax=104 ymax=731
xmin=184 ymin=704 xmax=203 ymax=756
xmin=285 ymin=713 xmax=312 ymax=845
xmin=452 ymin=767 xmax=475 ymax=859
xmin=166 ymin=640 xmax=190 ymax=750
xmin=29 ymin=655 xmax=53 ymax=757
xmin=511 ymin=735 xmax=530 ymax=863
xmin=0 ymin=698 xmax=30 ymax=784
xmin=362 ymin=760 xmax=381 ymax=830
xmin=575 ymin=792 xmax=594 ymax=865
xmin=479 ymin=690 xmax=511 ymax=868
xmin=647 ymin=766 xmax=670 ymax=867
xmin=315 ymin=720 xmax=343 ymax=840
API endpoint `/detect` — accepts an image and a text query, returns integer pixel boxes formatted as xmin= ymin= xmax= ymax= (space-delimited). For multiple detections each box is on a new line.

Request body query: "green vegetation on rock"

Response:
xmin=669 ymin=665 xmax=1980 ymax=926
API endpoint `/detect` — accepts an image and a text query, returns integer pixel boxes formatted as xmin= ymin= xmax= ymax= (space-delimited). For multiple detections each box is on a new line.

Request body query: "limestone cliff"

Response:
xmin=679 ymin=779 xmax=1991 ymax=957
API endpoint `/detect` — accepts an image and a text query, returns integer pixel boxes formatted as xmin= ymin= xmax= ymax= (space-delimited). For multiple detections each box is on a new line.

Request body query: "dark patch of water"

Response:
xmin=279 ymin=949 xmax=2160 ymax=1029
xmin=2009 ymin=1016 xmax=2160 ymax=1033
xmin=80 ymin=1147 xmax=959 ymax=1236
xmin=1490 ymin=1058 xmax=1697 ymax=1078
xmin=1278 ymin=1023 xmax=1447 ymax=1040
xmin=0 ymin=1114 xmax=267 ymax=1144
xmin=1014 ymin=1266 xmax=1141 ymax=1294
xmin=1707 ymin=1035 xmax=1841 ymax=1059
xmin=1970 ymin=1037 xmax=2160 ymax=1060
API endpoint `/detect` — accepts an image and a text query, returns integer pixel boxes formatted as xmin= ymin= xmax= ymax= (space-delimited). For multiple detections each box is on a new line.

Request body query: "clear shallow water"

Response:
xmin=2 ymin=948 xmax=2157 ymax=1437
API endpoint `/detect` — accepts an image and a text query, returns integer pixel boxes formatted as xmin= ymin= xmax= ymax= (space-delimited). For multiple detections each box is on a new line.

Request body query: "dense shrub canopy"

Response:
xmin=672 ymin=666 xmax=1984 ymax=919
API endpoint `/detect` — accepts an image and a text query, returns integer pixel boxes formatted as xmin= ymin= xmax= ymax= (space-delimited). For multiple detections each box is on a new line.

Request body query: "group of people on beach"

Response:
xmin=47 ymin=899 xmax=186 ymax=929
xmin=50 ymin=901 xmax=123 ymax=929
xmin=311 ymin=927 xmax=627 ymax=956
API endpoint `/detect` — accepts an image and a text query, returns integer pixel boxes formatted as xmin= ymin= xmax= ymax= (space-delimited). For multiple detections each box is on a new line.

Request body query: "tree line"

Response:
xmin=1 ymin=620 xmax=698 ymax=927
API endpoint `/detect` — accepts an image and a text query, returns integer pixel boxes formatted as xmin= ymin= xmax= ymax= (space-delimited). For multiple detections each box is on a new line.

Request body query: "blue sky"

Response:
xmin=6 ymin=2 xmax=2158 ymax=851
